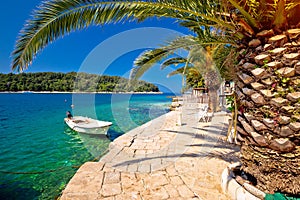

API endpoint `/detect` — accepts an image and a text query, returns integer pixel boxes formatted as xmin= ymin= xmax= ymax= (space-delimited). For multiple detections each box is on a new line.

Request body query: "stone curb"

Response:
xmin=221 ymin=162 xmax=264 ymax=200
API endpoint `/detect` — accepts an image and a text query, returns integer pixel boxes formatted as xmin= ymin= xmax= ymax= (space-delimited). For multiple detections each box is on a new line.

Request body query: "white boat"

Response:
xmin=64 ymin=116 xmax=112 ymax=135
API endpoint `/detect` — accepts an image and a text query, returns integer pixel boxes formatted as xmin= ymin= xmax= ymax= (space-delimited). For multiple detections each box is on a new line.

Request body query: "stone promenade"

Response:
xmin=60 ymin=99 xmax=240 ymax=200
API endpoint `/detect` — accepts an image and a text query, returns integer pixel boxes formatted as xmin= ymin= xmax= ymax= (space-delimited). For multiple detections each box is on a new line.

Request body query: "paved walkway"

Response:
xmin=60 ymin=99 xmax=240 ymax=200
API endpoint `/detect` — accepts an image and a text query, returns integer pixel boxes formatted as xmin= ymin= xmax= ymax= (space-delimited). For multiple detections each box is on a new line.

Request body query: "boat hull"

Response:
xmin=64 ymin=116 xmax=112 ymax=135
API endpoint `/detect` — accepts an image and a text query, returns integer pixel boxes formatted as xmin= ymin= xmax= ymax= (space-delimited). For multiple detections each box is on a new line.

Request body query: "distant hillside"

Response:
xmin=0 ymin=72 xmax=159 ymax=92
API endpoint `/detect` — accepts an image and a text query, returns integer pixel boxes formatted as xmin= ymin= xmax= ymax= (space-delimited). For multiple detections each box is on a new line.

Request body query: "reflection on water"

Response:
xmin=64 ymin=126 xmax=111 ymax=159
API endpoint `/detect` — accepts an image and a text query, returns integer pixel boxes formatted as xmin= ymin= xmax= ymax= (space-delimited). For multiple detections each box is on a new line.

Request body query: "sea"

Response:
xmin=0 ymin=93 xmax=173 ymax=200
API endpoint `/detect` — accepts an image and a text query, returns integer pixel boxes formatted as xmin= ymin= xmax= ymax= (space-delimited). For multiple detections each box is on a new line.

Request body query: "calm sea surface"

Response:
xmin=0 ymin=93 xmax=172 ymax=200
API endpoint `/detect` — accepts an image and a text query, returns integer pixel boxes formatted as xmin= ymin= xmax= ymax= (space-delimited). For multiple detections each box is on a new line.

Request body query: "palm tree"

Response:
xmin=131 ymin=31 xmax=236 ymax=111
xmin=11 ymin=0 xmax=300 ymax=195
xmin=134 ymin=50 xmax=205 ymax=92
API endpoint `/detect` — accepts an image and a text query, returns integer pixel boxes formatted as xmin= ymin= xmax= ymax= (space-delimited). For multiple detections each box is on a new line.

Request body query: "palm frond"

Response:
xmin=274 ymin=0 xmax=288 ymax=30
xmin=212 ymin=44 xmax=238 ymax=80
xmin=187 ymin=45 xmax=210 ymax=74
xmin=12 ymin=0 xmax=236 ymax=72
xmin=287 ymin=1 xmax=300 ymax=26
xmin=186 ymin=67 xmax=201 ymax=76
xmin=130 ymin=49 xmax=170 ymax=80
xmin=161 ymin=57 xmax=188 ymax=70
xmin=196 ymin=27 xmax=237 ymax=46
xmin=167 ymin=66 xmax=186 ymax=77
xmin=130 ymin=35 xmax=199 ymax=80
xmin=131 ymin=25 xmax=239 ymax=81
xmin=233 ymin=0 xmax=259 ymax=28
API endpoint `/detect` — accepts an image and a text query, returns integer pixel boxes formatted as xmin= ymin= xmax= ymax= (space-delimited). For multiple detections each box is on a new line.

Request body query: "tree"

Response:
xmin=11 ymin=0 xmax=300 ymax=195
xmin=131 ymin=36 xmax=205 ymax=92
xmin=0 ymin=72 xmax=158 ymax=92
xmin=131 ymin=32 xmax=236 ymax=111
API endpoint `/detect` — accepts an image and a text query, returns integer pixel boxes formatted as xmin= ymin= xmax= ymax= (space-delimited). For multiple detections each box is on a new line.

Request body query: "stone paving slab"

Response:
xmin=60 ymin=101 xmax=240 ymax=200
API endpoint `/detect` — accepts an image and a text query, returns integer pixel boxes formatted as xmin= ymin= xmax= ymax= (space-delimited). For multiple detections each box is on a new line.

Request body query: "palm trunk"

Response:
xmin=206 ymin=69 xmax=221 ymax=112
xmin=236 ymin=29 xmax=300 ymax=195
xmin=208 ymin=89 xmax=220 ymax=112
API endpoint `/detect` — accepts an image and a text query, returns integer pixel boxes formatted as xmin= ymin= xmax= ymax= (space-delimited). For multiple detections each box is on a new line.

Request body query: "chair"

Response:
xmin=198 ymin=104 xmax=209 ymax=122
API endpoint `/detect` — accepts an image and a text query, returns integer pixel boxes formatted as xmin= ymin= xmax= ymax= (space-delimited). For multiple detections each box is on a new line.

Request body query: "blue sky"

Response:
xmin=0 ymin=0 xmax=192 ymax=93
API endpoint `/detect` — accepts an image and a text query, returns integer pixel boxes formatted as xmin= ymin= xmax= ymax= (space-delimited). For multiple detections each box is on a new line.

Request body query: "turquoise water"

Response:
xmin=0 ymin=93 xmax=172 ymax=200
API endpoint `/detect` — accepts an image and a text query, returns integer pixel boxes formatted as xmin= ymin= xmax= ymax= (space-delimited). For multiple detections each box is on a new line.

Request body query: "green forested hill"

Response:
xmin=0 ymin=72 xmax=159 ymax=92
